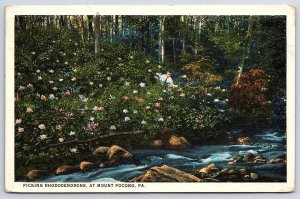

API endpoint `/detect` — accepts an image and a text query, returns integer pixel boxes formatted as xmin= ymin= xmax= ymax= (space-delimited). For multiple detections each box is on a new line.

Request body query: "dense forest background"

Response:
xmin=14 ymin=15 xmax=286 ymax=180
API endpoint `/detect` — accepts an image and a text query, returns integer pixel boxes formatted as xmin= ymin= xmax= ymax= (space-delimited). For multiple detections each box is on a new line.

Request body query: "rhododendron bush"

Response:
xmin=15 ymin=28 xmax=231 ymax=169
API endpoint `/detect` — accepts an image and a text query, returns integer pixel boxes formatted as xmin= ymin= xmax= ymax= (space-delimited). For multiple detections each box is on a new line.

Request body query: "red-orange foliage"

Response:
xmin=229 ymin=69 xmax=269 ymax=111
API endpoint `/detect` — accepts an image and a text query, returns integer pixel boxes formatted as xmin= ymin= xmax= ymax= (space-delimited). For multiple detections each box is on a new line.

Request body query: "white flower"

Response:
xmin=18 ymin=127 xmax=24 ymax=133
xmin=49 ymin=80 xmax=54 ymax=84
xmin=31 ymin=52 xmax=36 ymax=55
xmin=123 ymin=109 xmax=129 ymax=113
xmin=181 ymin=74 xmax=187 ymax=79
xmin=40 ymin=134 xmax=47 ymax=140
xmin=79 ymin=95 xmax=88 ymax=102
xmin=133 ymin=110 xmax=138 ymax=114
xmin=73 ymin=52 xmax=77 ymax=55
xmin=107 ymin=76 xmax=111 ymax=81
xmin=93 ymin=106 xmax=104 ymax=111
xmin=64 ymin=61 xmax=68 ymax=65
xmin=133 ymin=90 xmax=138 ymax=94
xmin=26 ymin=107 xmax=33 ymax=113
xmin=38 ymin=76 xmax=42 ymax=80
xmin=99 ymin=84 xmax=103 ymax=88
xmin=145 ymin=106 xmax=151 ymax=110
xmin=69 ymin=131 xmax=75 ymax=136
xmin=141 ymin=120 xmax=147 ymax=125
xmin=36 ymin=69 xmax=40 ymax=73
xmin=125 ymin=81 xmax=130 ymax=86
xmin=139 ymin=82 xmax=145 ymax=88
xmin=90 ymin=117 xmax=95 ymax=121
xmin=70 ymin=148 xmax=77 ymax=153
xmin=38 ymin=124 xmax=46 ymax=130
xmin=19 ymin=86 xmax=25 ymax=91
xmin=148 ymin=69 xmax=152 ymax=73
xmin=59 ymin=79 xmax=63 ymax=82
xmin=225 ymin=99 xmax=229 ymax=102
xmin=89 ymin=81 xmax=94 ymax=85
xmin=49 ymin=94 xmax=55 ymax=99
xmin=214 ymin=98 xmax=220 ymax=102
xmin=110 ymin=125 xmax=117 ymax=130
xmin=207 ymin=93 xmax=212 ymax=96
xmin=40 ymin=95 xmax=47 ymax=101
xmin=124 ymin=117 xmax=130 ymax=122
xmin=15 ymin=119 xmax=22 ymax=124
xmin=146 ymin=60 xmax=150 ymax=64
xmin=118 ymin=57 xmax=122 ymax=60
xmin=222 ymin=89 xmax=226 ymax=92
xmin=56 ymin=60 xmax=59 ymax=63
xmin=219 ymin=109 xmax=225 ymax=112
xmin=158 ymin=65 xmax=162 ymax=69
xmin=58 ymin=138 xmax=64 ymax=143
xmin=56 ymin=125 xmax=62 ymax=130
xmin=130 ymin=55 xmax=134 ymax=59
xmin=71 ymin=77 xmax=76 ymax=81
xmin=49 ymin=69 xmax=54 ymax=73
xmin=180 ymin=93 xmax=185 ymax=97
xmin=158 ymin=118 xmax=164 ymax=122
xmin=75 ymin=43 xmax=78 ymax=46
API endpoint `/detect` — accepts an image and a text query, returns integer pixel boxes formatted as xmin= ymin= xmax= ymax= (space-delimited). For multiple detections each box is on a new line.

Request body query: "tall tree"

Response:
xmin=236 ymin=16 xmax=253 ymax=86
xmin=87 ymin=15 xmax=94 ymax=43
xmin=94 ymin=14 xmax=101 ymax=59
xmin=158 ymin=16 xmax=166 ymax=65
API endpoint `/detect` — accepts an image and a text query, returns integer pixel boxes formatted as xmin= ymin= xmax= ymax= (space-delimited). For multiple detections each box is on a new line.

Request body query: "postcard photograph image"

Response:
xmin=5 ymin=5 xmax=295 ymax=192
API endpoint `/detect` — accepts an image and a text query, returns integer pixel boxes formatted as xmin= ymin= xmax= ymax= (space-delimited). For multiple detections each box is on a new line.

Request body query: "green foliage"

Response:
xmin=15 ymin=27 xmax=231 ymax=172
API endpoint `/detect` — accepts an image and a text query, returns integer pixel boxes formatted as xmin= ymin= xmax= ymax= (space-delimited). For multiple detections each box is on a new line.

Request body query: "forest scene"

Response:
xmin=15 ymin=15 xmax=287 ymax=183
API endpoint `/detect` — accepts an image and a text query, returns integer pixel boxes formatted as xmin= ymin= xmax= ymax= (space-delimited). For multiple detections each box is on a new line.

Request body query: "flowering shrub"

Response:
xmin=229 ymin=69 xmax=269 ymax=111
xmin=15 ymin=28 xmax=232 ymax=171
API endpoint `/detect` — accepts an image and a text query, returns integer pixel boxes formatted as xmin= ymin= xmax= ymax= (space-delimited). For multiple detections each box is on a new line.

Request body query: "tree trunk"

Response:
xmin=94 ymin=14 xmax=101 ymax=59
xmin=114 ymin=15 xmax=119 ymax=37
xmin=181 ymin=16 xmax=186 ymax=52
xmin=172 ymin=38 xmax=176 ymax=63
xmin=68 ymin=16 xmax=74 ymax=29
xmin=159 ymin=16 xmax=165 ymax=65
xmin=18 ymin=16 xmax=26 ymax=30
xmin=60 ymin=16 xmax=66 ymax=27
xmin=87 ymin=15 xmax=94 ymax=43
xmin=236 ymin=16 xmax=253 ymax=86
xmin=80 ymin=16 xmax=86 ymax=45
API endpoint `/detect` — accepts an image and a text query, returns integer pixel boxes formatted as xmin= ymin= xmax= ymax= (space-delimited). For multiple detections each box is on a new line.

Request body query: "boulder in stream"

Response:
xmin=195 ymin=164 xmax=259 ymax=182
xmin=97 ymin=145 xmax=132 ymax=167
xmin=268 ymin=158 xmax=286 ymax=164
xmin=237 ymin=136 xmax=252 ymax=145
xmin=80 ymin=161 xmax=95 ymax=172
xmin=161 ymin=128 xmax=190 ymax=150
xmin=26 ymin=169 xmax=49 ymax=181
xmin=93 ymin=146 xmax=109 ymax=158
xmin=130 ymin=165 xmax=202 ymax=182
xmin=55 ymin=165 xmax=80 ymax=175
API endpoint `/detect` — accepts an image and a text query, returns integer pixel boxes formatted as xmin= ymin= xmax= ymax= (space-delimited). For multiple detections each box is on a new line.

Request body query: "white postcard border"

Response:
xmin=5 ymin=5 xmax=295 ymax=193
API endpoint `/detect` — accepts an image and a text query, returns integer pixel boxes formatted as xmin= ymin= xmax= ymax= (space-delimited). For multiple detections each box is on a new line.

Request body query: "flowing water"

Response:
xmin=41 ymin=129 xmax=287 ymax=182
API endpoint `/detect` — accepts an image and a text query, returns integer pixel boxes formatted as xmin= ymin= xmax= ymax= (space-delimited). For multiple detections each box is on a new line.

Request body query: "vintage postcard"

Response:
xmin=5 ymin=5 xmax=295 ymax=192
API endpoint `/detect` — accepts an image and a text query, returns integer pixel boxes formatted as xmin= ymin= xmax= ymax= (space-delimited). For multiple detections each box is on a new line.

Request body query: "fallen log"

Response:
xmin=45 ymin=130 xmax=145 ymax=149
